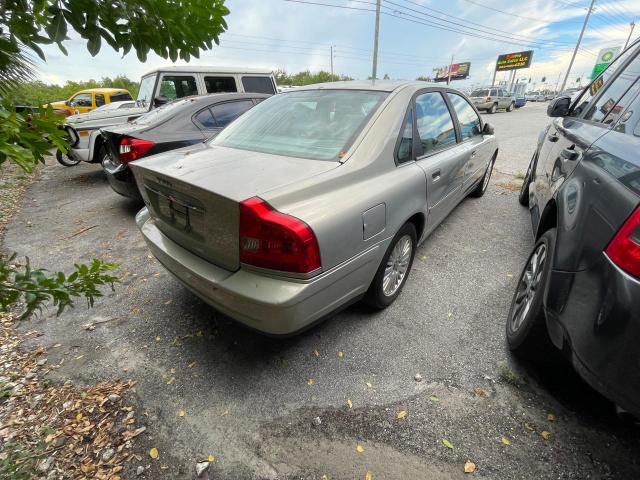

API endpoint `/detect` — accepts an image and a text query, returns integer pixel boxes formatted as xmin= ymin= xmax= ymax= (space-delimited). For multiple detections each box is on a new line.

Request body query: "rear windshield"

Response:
xmin=470 ymin=89 xmax=489 ymax=97
xmin=111 ymin=93 xmax=133 ymax=102
xmin=132 ymin=98 xmax=193 ymax=125
xmin=210 ymin=89 xmax=387 ymax=161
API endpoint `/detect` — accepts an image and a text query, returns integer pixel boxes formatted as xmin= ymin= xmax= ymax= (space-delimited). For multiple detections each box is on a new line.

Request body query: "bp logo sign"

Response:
xmin=592 ymin=47 xmax=621 ymax=79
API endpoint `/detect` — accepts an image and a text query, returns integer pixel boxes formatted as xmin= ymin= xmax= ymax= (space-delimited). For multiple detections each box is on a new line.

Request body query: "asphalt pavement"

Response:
xmin=5 ymin=102 xmax=640 ymax=479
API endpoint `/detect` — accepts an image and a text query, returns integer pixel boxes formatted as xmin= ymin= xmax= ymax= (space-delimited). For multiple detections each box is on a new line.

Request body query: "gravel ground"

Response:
xmin=5 ymin=102 xmax=640 ymax=479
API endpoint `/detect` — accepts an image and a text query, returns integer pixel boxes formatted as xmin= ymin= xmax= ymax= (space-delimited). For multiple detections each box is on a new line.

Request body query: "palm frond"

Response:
xmin=0 ymin=36 xmax=35 ymax=95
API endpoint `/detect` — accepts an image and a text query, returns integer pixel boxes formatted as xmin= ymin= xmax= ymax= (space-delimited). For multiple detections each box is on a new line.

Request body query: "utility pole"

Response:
xmin=624 ymin=21 xmax=636 ymax=50
xmin=560 ymin=0 xmax=595 ymax=92
xmin=371 ymin=0 xmax=381 ymax=80
xmin=330 ymin=45 xmax=334 ymax=76
xmin=447 ymin=54 xmax=454 ymax=85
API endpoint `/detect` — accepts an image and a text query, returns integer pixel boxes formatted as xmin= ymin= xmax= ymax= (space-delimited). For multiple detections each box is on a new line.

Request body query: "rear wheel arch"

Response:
xmin=92 ymin=135 xmax=106 ymax=162
xmin=406 ymin=212 xmax=426 ymax=242
xmin=536 ymin=200 xmax=558 ymax=241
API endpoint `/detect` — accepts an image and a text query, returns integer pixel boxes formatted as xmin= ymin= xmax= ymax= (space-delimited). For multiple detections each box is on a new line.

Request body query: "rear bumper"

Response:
xmin=102 ymin=157 xmax=141 ymax=200
xmin=546 ymin=254 xmax=640 ymax=416
xmin=473 ymin=102 xmax=492 ymax=110
xmin=135 ymin=208 xmax=385 ymax=335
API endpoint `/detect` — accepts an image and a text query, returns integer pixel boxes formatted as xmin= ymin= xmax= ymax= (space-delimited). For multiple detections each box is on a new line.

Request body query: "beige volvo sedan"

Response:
xmin=132 ymin=81 xmax=498 ymax=335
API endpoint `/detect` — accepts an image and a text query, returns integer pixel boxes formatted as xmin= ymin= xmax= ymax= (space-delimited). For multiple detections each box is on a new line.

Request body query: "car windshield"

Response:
xmin=210 ymin=89 xmax=387 ymax=161
xmin=137 ymin=74 xmax=157 ymax=104
xmin=470 ymin=89 xmax=489 ymax=97
xmin=132 ymin=98 xmax=191 ymax=125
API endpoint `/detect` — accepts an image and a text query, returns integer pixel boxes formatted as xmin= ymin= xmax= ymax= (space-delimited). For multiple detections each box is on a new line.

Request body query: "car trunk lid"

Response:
xmin=130 ymin=145 xmax=339 ymax=272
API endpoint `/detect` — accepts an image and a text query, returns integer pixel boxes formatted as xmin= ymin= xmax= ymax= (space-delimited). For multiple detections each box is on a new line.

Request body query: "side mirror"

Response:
xmin=65 ymin=100 xmax=71 ymax=106
xmin=482 ymin=122 xmax=494 ymax=135
xmin=153 ymin=96 xmax=169 ymax=107
xmin=547 ymin=96 xmax=571 ymax=117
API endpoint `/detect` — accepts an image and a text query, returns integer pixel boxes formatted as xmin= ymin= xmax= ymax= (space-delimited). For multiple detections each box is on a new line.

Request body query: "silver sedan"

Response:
xmin=131 ymin=81 xmax=498 ymax=335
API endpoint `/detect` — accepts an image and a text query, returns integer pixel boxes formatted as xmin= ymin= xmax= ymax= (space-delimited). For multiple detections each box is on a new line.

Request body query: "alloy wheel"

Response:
xmin=510 ymin=243 xmax=547 ymax=332
xmin=482 ymin=159 xmax=494 ymax=192
xmin=382 ymin=235 xmax=412 ymax=297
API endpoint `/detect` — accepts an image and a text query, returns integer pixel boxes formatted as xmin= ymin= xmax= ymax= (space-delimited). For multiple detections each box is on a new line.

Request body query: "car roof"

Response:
xmin=290 ymin=80 xmax=456 ymax=93
xmin=142 ymin=93 xmax=270 ymax=116
xmin=141 ymin=66 xmax=274 ymax=77
xmin=77 ymin=88 xmax=129 ymax=94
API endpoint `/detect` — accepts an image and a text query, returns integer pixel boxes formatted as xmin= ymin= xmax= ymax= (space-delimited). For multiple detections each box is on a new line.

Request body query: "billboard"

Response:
xmin=433 ymin=62 xmax=471 ymax=82
xmin=591 ymin=46 xmax=620 ymax=79
xmin=495 ymin=51 xmax=533 ymax=71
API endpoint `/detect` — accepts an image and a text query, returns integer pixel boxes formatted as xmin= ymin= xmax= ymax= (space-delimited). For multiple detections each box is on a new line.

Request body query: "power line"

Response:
xmin=455 ymin=0 xmax=584 ymax=24
xmin=389 ymin=0 xmax=593 ymax=50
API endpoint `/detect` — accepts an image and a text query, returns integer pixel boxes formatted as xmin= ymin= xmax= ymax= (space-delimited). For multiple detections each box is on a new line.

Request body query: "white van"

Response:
xmin=61 ymin=66 xmax=277 ymax=166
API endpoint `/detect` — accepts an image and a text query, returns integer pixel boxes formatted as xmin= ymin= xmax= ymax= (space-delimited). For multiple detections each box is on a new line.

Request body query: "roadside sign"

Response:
xmin=433 ymin=62 xmax=471 ymax=82
xmin=495 ymin=51 xmax=534 ymax=71
xmin=591 ymin=47 xmax=621 ymax=79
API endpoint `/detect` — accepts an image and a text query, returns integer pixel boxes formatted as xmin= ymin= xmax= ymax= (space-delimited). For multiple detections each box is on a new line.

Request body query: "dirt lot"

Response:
xmin=4 ymin=102 xmax=640 ymax=479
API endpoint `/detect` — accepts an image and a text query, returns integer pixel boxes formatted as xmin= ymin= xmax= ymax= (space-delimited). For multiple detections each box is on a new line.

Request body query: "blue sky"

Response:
xmin=36 ymin=0 xmax=638 ymax=92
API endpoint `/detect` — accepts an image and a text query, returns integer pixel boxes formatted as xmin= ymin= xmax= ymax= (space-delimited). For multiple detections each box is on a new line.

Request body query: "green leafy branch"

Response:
xmin=0 ymin=255 xmax=119 ymax=319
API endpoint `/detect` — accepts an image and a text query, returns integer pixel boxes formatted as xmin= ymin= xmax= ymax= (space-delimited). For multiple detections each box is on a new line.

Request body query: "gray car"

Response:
xmin=469 ymin=87 xmax=515 ymax=113
xmin=131 ymin=81 xmax=498 ymax=335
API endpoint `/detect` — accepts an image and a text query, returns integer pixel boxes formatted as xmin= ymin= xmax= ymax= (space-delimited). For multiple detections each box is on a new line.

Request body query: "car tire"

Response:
xmin=518 ymin=160 xmax=533 ymax=206
xmin=470 ymin=153 xmax=496 ymax=198
xmin=507 ymin=102 xmax=515 ymax=112
xmin=364 ymin=223 xmax=417 ymax=309
xmin=55 ymin=148 xmax=81 ymax=167
xmin=488 ymin=103 xmax=497 ymax=114
xmin=506 ymin=228 xmax=558 ymax=362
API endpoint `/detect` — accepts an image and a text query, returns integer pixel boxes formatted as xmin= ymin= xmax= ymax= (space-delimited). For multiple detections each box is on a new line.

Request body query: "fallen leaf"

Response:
xmin=307 ymin=378 xmax=314 ymax=386
xmin=338 ymin=351 xmax=344 ymax=358
xmin=196 ymin=330 xmax=203 ymax=337
xmin=149 ymin=448 xmax=159 ymax=459
xmin=155 ymin=336 xmax=161 ymax=342
xmin=365 ymin=472 xmax=373 ymax=480
xmin=178 ymin=409 xmax=185 ymax=417
xmin=75 ymin=413 xmax=83 ymax=422
xmin=473 ymin=387 xmax=489 ymax=398
xmin=170 ymin=368 xmax=176 ymax=374
xmin=397 ymin=410 xmax=407 ymax=420
xmin=447 ymin=311 xmax=453 ymax=318
xmin=524 ymin=422 xmax=535 ymax=432
xmin=464 ymin=461 xmax=476 ymax=473
xmin=313 ymin=350 xmax=320 ymax=357
xmin=188 ymin=361 xmax=197 ymax=368
xmin=442 ymin=438 xmax=454 ymax=449
xmin=541 ymin=431 xmax=551 ymax=440
xmin=208 ymin=455 xmax=215 ymax=462
xmin=547 ymin=414 xmax=556 ymax=422
xmin=356 ymin=444 xmax=365 ymax=453
xmin=164 ymin=300 xmax=172 ymax=305
xmin=430 ymin=395 xmax=440 ymax=402
xmin=501 ymin=436 xmax=511 ymax=446
xmin=166 ymin=377 xmax=175 ymax=385
xmin=322 ymin=475 xmax=329 ymax=480
xmin=366 ymin=382 xmax=373 ymax=389
xmin=347 ymin=399 xmax=353 ymax=409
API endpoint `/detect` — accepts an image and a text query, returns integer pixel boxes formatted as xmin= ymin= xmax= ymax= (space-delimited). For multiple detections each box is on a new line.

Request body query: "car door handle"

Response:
xmin=432 ymin=170 xmax=441 ymax=181
xmin=560 ymin=145 xmax=580 ymax=161
xmin=470 ymin=150 xmax=477 ymax=158
xmin=548 ymin=133 xmax=559 ymax=142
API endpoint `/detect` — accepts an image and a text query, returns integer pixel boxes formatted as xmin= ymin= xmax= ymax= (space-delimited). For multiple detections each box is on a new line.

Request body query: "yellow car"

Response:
xmin=48 ymin=88 xmax=133 ymax=116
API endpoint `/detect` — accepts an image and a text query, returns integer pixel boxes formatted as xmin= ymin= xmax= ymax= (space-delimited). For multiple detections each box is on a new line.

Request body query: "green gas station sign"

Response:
xmin=591 ymin=47 xmax=621 ymax=79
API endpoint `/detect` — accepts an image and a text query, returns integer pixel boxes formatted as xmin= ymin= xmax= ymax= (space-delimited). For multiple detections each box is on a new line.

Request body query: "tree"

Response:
xmin=0 ymin=0 xmax=229 ymax=318
xmin=416 ymin=75 xmax=433 ymax=82
xmin=274 ymin=69 xmax=353 ymax=86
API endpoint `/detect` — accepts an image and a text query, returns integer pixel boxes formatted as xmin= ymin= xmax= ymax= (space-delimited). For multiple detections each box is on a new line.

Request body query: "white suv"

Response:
xmin=61 ymin=66 xmax=277 ymax=166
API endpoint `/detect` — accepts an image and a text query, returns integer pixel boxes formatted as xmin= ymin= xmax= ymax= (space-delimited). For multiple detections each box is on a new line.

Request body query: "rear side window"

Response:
xmin=397 ymin=108 xmax=414 ymax=164
xmin=194 ymin=108 xmax=217 ymax=129
xmin=241 ymin=76 xmax=276 ymax=94
xmin=447 ymin=93 xmax=482 ymax=139
xmin=415 ymin=92 xmax=456 ymax=154
xmin=159 ymin=76 xmax=198 ymax=100
xmin=471 ymin=89 xmax=489 ymax=97
xmin=584 ymin=55 xmax=640 ymax=125
xmin=111 ymin=93 xmax=133 ymax=102
xmin=95 ymin=94 xmax=105 ymax=107
xmin=205 ymin=76 xmax=237 ymax=93
xmin=210 ymin=100 xmax=255 ymax=128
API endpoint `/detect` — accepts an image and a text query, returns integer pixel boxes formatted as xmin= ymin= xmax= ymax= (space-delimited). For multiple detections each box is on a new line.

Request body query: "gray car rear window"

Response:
xmin=210 ymin=90 xmax=388 ymax=161
xmin=471 ymin=89 xmax=489 ymax=97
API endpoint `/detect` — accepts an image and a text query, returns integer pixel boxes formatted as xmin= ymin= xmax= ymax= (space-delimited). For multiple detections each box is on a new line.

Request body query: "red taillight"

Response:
xmin=239 ymin=197 xmax=321 ymax=274
xmin=486 ymin=96 xmax=492 ymax=102
xmin=605 ymin=207 xmax=640 ymax=278
xmin=119 ymin=136 xmax=155 ymax=163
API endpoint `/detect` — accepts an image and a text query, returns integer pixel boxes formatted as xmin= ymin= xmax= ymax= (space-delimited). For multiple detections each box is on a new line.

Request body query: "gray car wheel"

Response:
xmin=506 ymin=229 xmax=558 ymax=361
xmin=470 ymin=153 xmax=496 ymax=198
xmin=507 ymin=102 xmax=515 ymax=112
xmin=365 ymin=223 xmax=417 ymax=309
xmin=488 ymin=103 xmax=497 ymax=114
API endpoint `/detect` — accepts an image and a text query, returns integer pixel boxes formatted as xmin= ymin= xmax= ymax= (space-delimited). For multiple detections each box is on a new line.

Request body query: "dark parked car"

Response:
xmin=510 ymin=40 xmax=640 ymax=417
xmin=101 ymin=93 xmax=269 ymax=199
